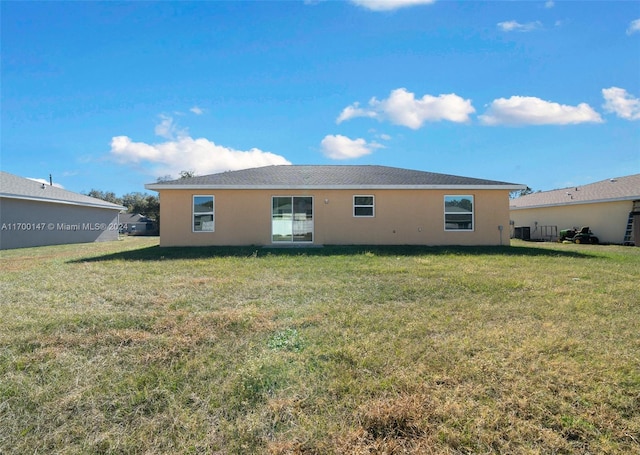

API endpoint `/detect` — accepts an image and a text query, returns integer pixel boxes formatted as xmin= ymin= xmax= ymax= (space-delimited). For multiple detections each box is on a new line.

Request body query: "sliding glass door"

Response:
xmin=272 ymin=196 xmax=313 ymax=243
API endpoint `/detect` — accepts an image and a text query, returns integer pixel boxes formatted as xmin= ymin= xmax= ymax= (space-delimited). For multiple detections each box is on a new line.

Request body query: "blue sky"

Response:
xmin=2 ymin=0 xmax=639 ymax=195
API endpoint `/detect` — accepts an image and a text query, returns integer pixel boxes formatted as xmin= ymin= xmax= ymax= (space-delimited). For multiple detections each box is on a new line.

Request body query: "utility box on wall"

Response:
xmin=513 ymin=226 xmax=531 ymax=241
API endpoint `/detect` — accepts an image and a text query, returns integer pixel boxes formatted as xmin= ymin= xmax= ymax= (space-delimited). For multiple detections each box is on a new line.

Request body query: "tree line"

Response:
xmin=85 ymin=190 xmax=160 ymax=220
xmin=84 ymin=171 xmax=196 ymax=220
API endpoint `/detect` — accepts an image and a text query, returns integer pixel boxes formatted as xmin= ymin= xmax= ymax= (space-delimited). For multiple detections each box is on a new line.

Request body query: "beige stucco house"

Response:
xmin=510 ymin=174 xmax=640 ymax=245
xmin=145 ymin=165 xmax=525 ymax=247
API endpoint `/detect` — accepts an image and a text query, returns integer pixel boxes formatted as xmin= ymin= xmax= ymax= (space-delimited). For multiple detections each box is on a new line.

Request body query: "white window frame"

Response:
xmin=353 ymin=195 xmax=375 ymax=217
xmin=444 ymin=195 xmax=474 ymax=232
xmin=193 ymin=195 xmax=215 ymax=233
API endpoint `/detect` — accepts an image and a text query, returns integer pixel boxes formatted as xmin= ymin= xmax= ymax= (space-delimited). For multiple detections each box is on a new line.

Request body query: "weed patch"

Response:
xmin=268 ymin=328 xmax=305 ymax=352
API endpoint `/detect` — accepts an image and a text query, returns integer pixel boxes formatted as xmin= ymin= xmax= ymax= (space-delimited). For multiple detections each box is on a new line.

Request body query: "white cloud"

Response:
xmin=336 ymin=102 xmax=379 ymax=124
xmin=190 ymin=106 xmax=204 ymax=115
xmin=112 ymin=115 xmax=291 ymax=178
xmin=110 ymin=135 xmax=291 ymax=178
xmin=497 ymin=20 xmax=542 ymax=32
xmin=320 ymin=134 xmax=382 ymax=160
xmin=602 ymin=87 xmax=640 ymax=120
xmin=350 ymin=0 xmax=435 ymax=11
xmin=154 ymin=115 xmax=188 ymax=140
xmin=544 ymin=1 xmax=554 ymax=9
xmin=627 ymin=18 xmax=640 ymax=35
xmin=479 ymin=96 xmax=603 ymax=125
xmin=337 ymin=88 xmax=475 ymax=129
xmin=374 ymin=89 xmax=475 ymax=127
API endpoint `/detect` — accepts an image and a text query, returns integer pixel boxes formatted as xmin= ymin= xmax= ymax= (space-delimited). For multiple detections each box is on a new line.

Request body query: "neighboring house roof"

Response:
xmin=510 ymin=174 xmax=640 ymax=210
xmin=146 ymin=165 xmax=525 ymax=190
xmin=119 ymin=213 xmax=155 ymax=223
xmin=0 ymin=171 xmax=126 ymax=211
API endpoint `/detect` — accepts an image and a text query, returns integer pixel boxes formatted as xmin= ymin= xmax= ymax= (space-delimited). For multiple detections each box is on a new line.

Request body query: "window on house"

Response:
xmin=272 ymin=196 xmax=313 ymax=242
xmin=193 ymin=195 xmax=214 ymax=232
xmin=444 ymin=195 xmax=473 ymax=231
xmin=354 ymin=195 xmax=374 ymax=217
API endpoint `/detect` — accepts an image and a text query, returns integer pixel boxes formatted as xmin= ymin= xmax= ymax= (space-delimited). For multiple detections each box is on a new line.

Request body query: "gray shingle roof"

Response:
xmin=510 ymin=174 xmax=640 ymax=209
xmin=146 ymin=165 xmax=524 ymax=190
xmin=0 ymin=171 xmax=126 ymax=210
xmin=120 ymin=213 xmax=154 ymax=223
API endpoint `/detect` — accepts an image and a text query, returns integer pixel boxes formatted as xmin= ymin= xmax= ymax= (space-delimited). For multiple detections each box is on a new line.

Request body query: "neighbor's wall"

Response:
xmin=0 ymin=198 xmax=121 ymax=250
xmin=510 ymin=200 xmax=633 ymax=244
xmin=157 ymin=188 xmax=512 ymax=247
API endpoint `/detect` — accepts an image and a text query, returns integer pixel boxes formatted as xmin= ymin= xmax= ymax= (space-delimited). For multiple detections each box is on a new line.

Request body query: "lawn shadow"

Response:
xmin=70 ymin=242 xmax=594 ymax=263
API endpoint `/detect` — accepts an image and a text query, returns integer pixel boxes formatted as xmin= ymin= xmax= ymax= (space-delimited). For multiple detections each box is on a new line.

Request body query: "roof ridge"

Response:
xmin=146 ymin=165 xmax=524 ymax=189
xmin=510 ymin=173 xmax=640 ymax=208
xmin=533 ymin=173 xmax=640 ymax=194
xmin=1 ymin=171 xmax=125 ymax=210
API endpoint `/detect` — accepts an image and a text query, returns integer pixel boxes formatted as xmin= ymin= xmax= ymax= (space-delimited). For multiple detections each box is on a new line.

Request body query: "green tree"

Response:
xmin=156 ymin=170 xmax=195 ymax=182
xmin=121 ymin=192 xmax=159 ymax=219
xmin=179 ymin=170 xmax=196 ymax=179
xmin=86 ymin=189 xmax=122 ymax=205
xmin=510 ymin=187 xmax=534 ymax=199
xmin=144 ymin=194 xmax=160 ymax=221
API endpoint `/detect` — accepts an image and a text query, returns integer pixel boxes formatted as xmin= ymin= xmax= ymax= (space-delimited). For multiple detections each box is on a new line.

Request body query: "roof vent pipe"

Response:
xmin=49 ymin=174 xmax=53 ymax=186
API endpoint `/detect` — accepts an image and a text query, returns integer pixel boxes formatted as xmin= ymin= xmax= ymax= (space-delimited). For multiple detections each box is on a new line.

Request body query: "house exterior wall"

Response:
xmin=510 ymin=200 xmax=634 ymax=244
xmin=157 ymin=188 xmax=512 ymax=246
xmin=0 ymin=198 xmax=121 ymax=249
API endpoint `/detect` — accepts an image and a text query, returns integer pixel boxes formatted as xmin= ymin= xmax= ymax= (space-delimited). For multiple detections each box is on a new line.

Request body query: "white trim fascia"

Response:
xmin=0 ymin=193 xmax=126 ymax=211
xmin=510 ymin=196 xmax=639 ymax=210
xmin=146 ymin=184 xmax=527 ymax=191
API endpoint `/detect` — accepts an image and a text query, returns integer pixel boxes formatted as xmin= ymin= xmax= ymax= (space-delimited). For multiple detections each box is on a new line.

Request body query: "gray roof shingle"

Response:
xmin=0 ymin=171 xmax=125 ymax=210
xmin=510 ymin=174 xmax=640 ymax=209
xmin=146 ymin=165 xmax=524 ymax=190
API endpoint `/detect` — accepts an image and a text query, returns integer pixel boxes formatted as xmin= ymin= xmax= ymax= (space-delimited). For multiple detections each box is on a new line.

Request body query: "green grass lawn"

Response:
xmin=1 ymin=237 xmax=639 ymax=454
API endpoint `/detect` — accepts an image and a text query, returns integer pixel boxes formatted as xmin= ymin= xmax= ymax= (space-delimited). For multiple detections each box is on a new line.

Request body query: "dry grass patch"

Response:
xmin=1 ymin=238 xmax=639 ymax=454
